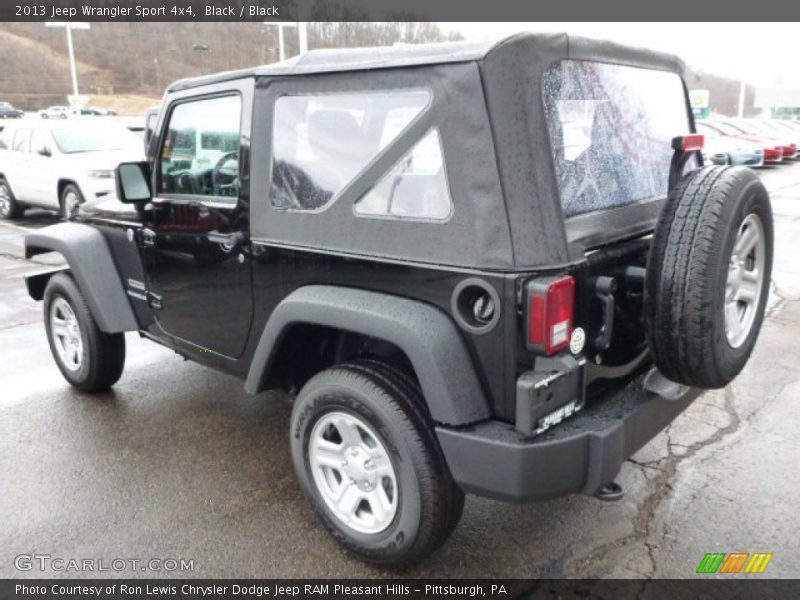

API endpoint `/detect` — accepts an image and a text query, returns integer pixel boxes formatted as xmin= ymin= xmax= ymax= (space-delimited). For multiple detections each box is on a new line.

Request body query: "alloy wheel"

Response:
xmin=725 ymin=213 xmax=766 ymax=348
xmin=308 ymin=411 xmax=399 ymax=534
xmin=49 ymin=297 xmax=84 ymax=371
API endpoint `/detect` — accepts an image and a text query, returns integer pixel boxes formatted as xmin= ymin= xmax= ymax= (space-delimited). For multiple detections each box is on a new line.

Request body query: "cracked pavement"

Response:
xmin=1 ymin=166 xmax=799 ymax=578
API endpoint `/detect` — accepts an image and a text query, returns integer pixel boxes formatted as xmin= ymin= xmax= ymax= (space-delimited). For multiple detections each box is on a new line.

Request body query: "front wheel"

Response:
xmin=43 ymin=272 xmax=126 ymax=392
xmin=290 ymin=361 xmax=464 ymax=567
xmin=60 ymin=184 xmax=84 ymax=220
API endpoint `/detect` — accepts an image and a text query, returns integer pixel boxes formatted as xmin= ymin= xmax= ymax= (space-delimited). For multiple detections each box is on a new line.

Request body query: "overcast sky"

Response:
xmin=439 ymin=23 xmax=799 ymax=87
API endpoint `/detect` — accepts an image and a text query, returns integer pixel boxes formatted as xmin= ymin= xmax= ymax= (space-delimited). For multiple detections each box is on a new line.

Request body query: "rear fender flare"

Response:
xmin=245 ymin=285 xmax=491 ymax=426
xmin=24 ymin=223 xmax=138 ymax=333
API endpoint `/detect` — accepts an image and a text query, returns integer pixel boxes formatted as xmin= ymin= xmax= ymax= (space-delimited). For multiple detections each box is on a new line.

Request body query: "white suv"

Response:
xmin=0 ymin=121 xmax=143 ymax=220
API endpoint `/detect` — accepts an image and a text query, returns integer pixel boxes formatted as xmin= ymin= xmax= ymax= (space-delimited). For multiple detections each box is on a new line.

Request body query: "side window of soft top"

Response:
xmin=269 ymin=89 xmax=431 ymax=212
xmin=354 ymin=128 xmax=453 ymax=222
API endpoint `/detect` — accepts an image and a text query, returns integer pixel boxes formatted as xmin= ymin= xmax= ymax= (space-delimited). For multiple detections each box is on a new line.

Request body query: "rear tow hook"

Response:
xmin=595 ymin=482 xmax=624 ymax=502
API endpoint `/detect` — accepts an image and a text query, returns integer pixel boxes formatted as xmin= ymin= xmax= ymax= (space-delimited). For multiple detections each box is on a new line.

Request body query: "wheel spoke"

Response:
xmin=335 ymin=417 xmax=363 ymax=447
xmin=51 ymin=321 xmax=69 ymax=339
xmin=366 ymin=488 xmax=389 ymax=524
xmin=725 ymin=302 xmax=742 ymax=340
xmin=313 ymin=440 xmax=345 ymax=468
xmin=734 ymin=225 xmax=758 ymax=257
xmin=737 ymin=280 xmax=758 ymax=304
xmin=336 ymin=484 xmax=362 ymax=517
xmin=741 ymin=268 xmax=760 ymax=283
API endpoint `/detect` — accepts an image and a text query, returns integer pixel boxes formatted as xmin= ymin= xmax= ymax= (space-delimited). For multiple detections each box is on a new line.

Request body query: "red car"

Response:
xmin=703 ymin=121 xmax=784 ymax=163
xmin=720 ymin=119 xmax=797 ymax=159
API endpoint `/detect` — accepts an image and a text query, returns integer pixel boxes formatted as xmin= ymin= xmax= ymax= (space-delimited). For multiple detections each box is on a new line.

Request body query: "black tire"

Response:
xmin=43 ymin=272 xmax=126 ymax=392
xmin=290 ymin=360 xmax=464 ymax=567
xmin=645 ymin=166 xmax=773 ymax=388
xmin=60 ymin=183 xmax=85 ymax=220
xmin=351 ymin=359 xmax=465 ymax=545
xmin=0 ymin=178 xmax=25 ymax=220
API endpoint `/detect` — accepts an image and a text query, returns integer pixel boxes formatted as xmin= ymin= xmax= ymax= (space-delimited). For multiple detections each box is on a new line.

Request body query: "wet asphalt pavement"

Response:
xmin=1 ymin=166 xmax=800 ymax=579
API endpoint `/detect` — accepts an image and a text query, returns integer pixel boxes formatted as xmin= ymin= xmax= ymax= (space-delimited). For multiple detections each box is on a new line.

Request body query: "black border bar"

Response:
xmin=3 ymin=0 xmax=800 ymax=21
xmin=4 ymin=579 xmax=800 ymax=600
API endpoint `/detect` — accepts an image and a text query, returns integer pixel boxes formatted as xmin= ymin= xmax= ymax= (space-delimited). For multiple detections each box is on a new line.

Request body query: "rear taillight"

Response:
xmin=675 ymin=134 xmax=704 ymax=152
xmin=526 ymin=276 xmax=575 ymax=355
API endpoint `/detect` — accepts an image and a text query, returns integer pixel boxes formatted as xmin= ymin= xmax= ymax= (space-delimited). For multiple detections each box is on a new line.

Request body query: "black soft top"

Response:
xmin=168 ymin=33 xmax=690 ymax=270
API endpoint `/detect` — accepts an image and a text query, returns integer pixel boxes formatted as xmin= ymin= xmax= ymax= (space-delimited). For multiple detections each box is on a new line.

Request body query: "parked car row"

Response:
xmin=40 ymin=105 xmax=118 ymax=119
xmin=0 ymin=102 xmax=119 ymax=121
xmin=697 ymin=118 xmax=800 ymax=167
xmin=0 ymin=120 xmax=143 ymax=220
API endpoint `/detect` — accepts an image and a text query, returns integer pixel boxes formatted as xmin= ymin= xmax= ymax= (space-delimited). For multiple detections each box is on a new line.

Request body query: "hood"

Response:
xmin=61 ymin=149 xmax=145 ymax=171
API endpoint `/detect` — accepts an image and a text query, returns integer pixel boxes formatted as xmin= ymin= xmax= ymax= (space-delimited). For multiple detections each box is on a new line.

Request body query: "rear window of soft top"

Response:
xmin=543 ymin=60 xmax=692 ymax=218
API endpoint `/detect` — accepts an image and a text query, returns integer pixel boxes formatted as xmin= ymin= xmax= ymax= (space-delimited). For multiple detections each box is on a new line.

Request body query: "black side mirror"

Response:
xmin=116 ymin=161 xmax=152 ymax=203
xmin=37 ymin=146 xmax=51 ymax=157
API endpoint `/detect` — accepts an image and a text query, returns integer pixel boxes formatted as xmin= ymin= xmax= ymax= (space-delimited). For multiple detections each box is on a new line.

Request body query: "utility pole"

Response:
xmin=737 ymin=80 xmax=747 ymax=118
xmin=298 ymin=22 xmax=308 ymax=54
xmin=45 ymin=22 xmax=90 ymax=102
xmin=264 ymin=21 xmax=309 ymax=62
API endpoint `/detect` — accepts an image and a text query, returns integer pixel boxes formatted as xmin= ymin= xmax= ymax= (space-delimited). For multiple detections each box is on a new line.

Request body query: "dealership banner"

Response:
xmin=3 ymin=580 xmax=800 ymax=599
xmin=3 ymin=0 xmax=800 ymax=21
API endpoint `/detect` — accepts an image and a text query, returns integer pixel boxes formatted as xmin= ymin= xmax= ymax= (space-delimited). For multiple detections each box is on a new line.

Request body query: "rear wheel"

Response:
xmin=645 ymin=166 xmax=773 ymax=388
xmin=0 ymin=178 xmax=25 ymax=220
xmin=44 ymin=272 xmax=126 ymax=392
xmin=290 ymin=360 xmax=464 ymax=567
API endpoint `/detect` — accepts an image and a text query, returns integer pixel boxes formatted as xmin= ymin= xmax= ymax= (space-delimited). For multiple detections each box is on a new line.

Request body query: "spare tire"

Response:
xmin=645 ymin=166 xmax=773 ymax=388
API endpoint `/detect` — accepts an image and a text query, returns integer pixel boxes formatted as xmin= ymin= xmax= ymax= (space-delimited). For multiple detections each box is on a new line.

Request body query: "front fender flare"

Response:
xmin=25 ymin=223 xmax=138 ymax=334
xmin=245 ymin=285 xmax=491 ymax=426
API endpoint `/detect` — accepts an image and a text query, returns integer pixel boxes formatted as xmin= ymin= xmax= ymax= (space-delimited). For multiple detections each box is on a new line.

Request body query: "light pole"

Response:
xmin=737 ymin=80 xmax=747 ymax=118
xmin=45 ymin=22 xmax=90 ymax=103
xmin=263 ymin=22 xmax=308 ymax=62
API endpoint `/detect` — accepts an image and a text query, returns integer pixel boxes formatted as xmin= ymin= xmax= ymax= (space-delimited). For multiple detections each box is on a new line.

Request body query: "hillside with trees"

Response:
xmin=0 ymin=22 xmax=757 ymax=117
xmin=0 ymin=22 xmax=461 ymax=111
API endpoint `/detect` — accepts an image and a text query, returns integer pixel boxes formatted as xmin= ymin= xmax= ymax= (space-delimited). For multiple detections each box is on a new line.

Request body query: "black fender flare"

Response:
xmin=245 ymin=285 xmax=491 ymax=426
xmin=24 ymin=223 xmax=138 ymax=334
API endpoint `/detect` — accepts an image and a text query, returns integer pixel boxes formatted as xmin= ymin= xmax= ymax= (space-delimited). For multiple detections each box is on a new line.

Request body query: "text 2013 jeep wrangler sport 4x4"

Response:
xmin=24 ymin=33 xmax=773 ymax=566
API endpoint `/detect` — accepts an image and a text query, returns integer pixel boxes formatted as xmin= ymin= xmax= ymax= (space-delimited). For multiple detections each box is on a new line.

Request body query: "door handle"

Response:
xmin=206 ymin=230 xmax=248 ymax=253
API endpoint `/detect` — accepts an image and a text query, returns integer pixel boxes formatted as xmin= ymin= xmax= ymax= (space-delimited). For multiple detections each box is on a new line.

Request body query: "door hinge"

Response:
xmin=147 ymin=292 xmax=163 ymax=310
xmin=141 ymin=228 xmax=156 ymax=248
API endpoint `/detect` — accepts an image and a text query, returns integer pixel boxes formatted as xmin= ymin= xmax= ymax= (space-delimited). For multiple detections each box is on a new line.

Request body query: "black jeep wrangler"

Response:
xmin=24 ymin=33 xmax=773 ymax=566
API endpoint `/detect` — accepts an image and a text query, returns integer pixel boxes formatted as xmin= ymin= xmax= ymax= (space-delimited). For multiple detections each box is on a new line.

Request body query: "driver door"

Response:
xmin=142 ymin=84 xmax=253 ymax=358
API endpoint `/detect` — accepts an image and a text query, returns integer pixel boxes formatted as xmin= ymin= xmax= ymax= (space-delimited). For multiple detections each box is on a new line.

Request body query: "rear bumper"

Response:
xmin=435 ymin=371 xmax=702 ymax=502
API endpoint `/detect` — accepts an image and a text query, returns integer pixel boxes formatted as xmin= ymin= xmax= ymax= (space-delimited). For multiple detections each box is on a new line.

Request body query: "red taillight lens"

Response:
xmin=526 ymin=276 xmax=575 ymax=355
xmin=675 ymin=134 xmax=704 ymax=152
